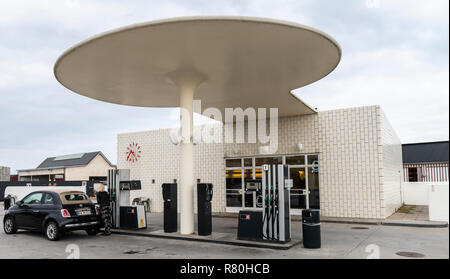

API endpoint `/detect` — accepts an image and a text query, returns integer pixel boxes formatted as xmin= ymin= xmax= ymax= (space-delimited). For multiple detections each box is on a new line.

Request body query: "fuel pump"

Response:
xmin=245 ymin=180 xmax=262 ymax=207
xmin=237 ymin=164 xmax=292 ymax=243
xmin=262 ymin=164 xmax=292 ymax=242
xmin=197 ymin=183 xmax=213 ymax=236
xmin=107 ymin=169 xmax=146 ymax=229
xmin=162 ymin=183 xmax=177 ymax=233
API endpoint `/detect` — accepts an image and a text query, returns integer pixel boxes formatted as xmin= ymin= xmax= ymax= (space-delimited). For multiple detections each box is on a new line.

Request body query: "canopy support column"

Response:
xmin=170 ymin=70 xmax=206 ymax=235
xmin=179 ymin=83 xmax=195 ymax=235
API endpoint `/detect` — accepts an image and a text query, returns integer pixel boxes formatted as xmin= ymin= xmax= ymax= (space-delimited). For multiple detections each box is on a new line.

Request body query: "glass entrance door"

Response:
xmin=243 ymin=169 xmax=254 ymax=207
xmin=226 ymin=169 xmax=242 ymax=207
xmin=289 ymin=167 xmax=308 ymax=209
xmin=287 ymin=154 xmax=320 ymax=211
xmin=225 ymin=155 xmax=319 ymax=213
xmin=255 ymin=168 xmax=262 ymax=208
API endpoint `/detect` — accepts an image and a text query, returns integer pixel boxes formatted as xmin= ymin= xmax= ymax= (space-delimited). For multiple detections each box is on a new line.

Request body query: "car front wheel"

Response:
xmin=45 ymin=221 xmax=61 ymax=241
xmin=4 ymin=217 xmax=17 ymax=234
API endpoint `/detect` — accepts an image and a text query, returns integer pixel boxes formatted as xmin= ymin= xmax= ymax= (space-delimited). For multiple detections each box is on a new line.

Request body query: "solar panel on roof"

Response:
xmin=53 ymin=153 xmax=86 ymax=161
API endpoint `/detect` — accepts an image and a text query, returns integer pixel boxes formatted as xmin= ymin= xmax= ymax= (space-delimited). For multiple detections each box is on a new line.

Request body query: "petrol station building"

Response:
xmin=54 ymin=16 xmax=404 ymax=234
xmin=117 ymin=104 xmax=403 ymax=220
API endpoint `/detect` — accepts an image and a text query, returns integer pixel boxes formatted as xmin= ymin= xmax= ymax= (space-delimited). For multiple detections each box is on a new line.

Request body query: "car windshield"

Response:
xmin=64 ymin=193 xmax=87 ymax=201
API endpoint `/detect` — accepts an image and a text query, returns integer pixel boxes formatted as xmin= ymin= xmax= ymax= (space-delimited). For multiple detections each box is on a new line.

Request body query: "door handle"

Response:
xmin=32 ymin=210 xmax=39 ymax=213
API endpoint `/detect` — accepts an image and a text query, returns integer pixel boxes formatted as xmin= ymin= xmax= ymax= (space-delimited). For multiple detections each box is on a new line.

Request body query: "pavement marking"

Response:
xmin=342 ymin=226 xmax=382 ymax=259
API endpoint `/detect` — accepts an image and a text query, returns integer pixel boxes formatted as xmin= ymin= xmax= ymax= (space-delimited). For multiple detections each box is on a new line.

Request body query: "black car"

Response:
xmin=3 ymin=190 xmax=102 ymax=241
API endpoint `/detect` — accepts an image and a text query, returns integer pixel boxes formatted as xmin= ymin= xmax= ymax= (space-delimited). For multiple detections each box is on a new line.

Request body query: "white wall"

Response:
xmin=378 ymin=107 xmax=403 ymax=218
xmin=403 ymin=182 xmax=429 ymax=205
xmin=223 ymin=106 xmax=384 ymax=218
xmin=119 ymin=105 xmax=389 ymax=219
xmin=428 ymin=183 xmax=449 ymax=223
xmin=65 ymin=154 xmax=114 ymax=180
xmin=117 ymin=128 xmax=225 ymax=213
xmin=18 ymin=168 xmax=65 ymax=179
xmin=403 ymin=182 xmax=449 ymax=223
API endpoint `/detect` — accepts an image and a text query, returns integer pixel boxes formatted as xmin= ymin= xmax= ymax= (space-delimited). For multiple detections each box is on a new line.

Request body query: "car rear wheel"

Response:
xmin=45 ymin=221 xmax=61 ymax=241
xmin=4 ymin=217 xmax=17 ymax=234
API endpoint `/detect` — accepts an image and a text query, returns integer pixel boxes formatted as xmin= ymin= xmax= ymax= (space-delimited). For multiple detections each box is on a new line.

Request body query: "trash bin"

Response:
xmin=302 ymin=209 xmax=321 ymax=248
xmin=4 ymin=195 xmax=11 ymax=210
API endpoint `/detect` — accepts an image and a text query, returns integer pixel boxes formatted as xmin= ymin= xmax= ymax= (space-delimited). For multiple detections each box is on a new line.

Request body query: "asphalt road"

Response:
xmin=0 ymin=207 xmax=448 ymax=259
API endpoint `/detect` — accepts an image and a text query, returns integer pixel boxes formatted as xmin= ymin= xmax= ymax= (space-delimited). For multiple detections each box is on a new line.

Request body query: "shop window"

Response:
xmin=226 ymin=170 xmax=242 ymax=207
xmin=226 ymin=159 xmax=242 ymax=168
xmin=255 ymin=168 xmax=262 ymax=179
xmin=255 ymin=157 xmax=282 ymax=166
xmin=307 ymin=154 xmax=319 ymax=165
xmin=286 ymin=155 xmax=305 ymax=165
xmin=243 ymin=169 xmax=254 ymax=207
xmin=244 ymin=158 xmax=253 ymax=167
xmin=308 ymin=167 xmax=320 ymax=209
xmin=408 ymin=168 xmax=418 ymax=182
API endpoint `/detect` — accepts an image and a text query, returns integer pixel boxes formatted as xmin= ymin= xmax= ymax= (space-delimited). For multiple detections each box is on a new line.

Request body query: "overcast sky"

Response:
xmin=0 ymin=0 xmax=448 ymax=173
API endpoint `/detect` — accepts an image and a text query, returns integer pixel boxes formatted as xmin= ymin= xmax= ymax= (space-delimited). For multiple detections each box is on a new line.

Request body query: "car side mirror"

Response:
xmin=16 ymin=200 xmax=24 ymax=207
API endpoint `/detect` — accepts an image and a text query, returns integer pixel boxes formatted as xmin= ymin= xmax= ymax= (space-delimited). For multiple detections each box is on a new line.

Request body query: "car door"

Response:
xmin=29 ymin=192 xmax=55 ymax=230
xmin=16 ymin=192 xmax=44 ymax=230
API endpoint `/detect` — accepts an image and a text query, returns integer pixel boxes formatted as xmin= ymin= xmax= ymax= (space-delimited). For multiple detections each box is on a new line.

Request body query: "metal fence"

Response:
xmin=403 ymin=163 xmax=449 ymax=182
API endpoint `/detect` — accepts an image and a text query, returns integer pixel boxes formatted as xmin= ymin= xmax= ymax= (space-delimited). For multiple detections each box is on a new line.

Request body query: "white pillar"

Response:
xmin=168 ymin=69 xmax=206 ymax=235
xmin=179 ymin=83 xmax=195 ymax=235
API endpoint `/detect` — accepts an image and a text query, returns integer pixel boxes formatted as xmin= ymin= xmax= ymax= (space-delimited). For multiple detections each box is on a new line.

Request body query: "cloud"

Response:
xmin=0 ymin=0 xmax=448 ymax=173
xmin=295 ymin=46 xmax=449 ymax=141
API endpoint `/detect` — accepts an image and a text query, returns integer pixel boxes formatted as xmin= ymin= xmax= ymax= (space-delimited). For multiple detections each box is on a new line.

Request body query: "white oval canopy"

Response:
xmin=54 ymin=16 xmax=341 ymax=117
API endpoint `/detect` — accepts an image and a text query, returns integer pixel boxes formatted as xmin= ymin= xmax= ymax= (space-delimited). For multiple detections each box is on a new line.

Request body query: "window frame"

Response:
xmin=225 ymin=154 xmax=320 ymax=211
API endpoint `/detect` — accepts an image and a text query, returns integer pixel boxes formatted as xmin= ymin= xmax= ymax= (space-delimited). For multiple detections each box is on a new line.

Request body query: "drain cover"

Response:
xmin=351 ymin=226 xmax=369 ymax=230
xmin=396 ymin=251 xmax=425 ymax=258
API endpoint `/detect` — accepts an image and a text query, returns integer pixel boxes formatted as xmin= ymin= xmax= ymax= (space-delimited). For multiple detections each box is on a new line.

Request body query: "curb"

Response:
xmin=320 ymin=219 xmax=382 ymax=226
xmin=111 ymin=229 xmax=302 ymax=250
xmin=213 ymin=213 xmax=448 ymax=228
xmin=381 ymin=221 xmax=448 ymax=228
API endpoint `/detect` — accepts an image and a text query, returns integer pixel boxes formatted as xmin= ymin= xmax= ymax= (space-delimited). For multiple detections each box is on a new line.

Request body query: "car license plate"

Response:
xmin=75 ymin=208 xmax=91 ymax=216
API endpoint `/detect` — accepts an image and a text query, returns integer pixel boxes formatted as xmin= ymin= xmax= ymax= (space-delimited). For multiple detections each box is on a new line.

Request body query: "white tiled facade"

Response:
xmin=117 ymin=105 xmax=403 ymax=219
xmin=378 ymin=109 xmax=403 ymax=217
xmin=117 ymin=129 xmax=225 ymax=213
